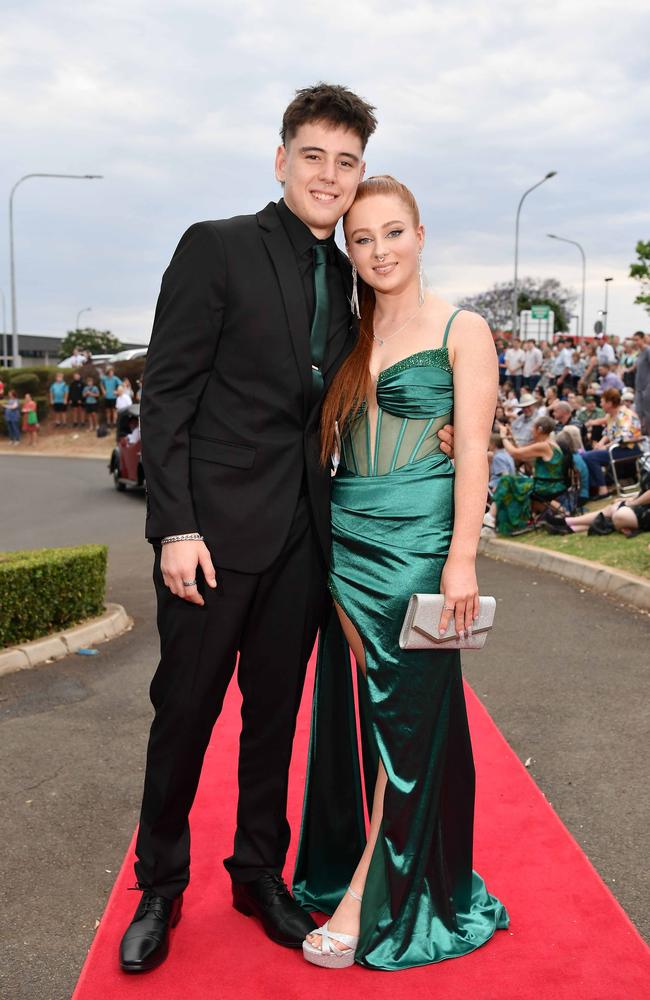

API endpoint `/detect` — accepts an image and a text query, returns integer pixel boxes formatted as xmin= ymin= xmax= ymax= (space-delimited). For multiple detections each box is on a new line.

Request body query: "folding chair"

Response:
xmin=607 ymin=437 xmax=649 ymax=497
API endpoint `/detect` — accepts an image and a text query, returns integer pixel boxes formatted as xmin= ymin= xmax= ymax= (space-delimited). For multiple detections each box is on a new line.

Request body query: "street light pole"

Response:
xmin=9 ymin=173 xmax=103 ymax=368
xmin=547 ymin=234 xmax=586 ymax=339
xmin=512 ymin=171 xmax=557 ymax=338
xmin=76 ymin=306 xmax=92 ymax=331
xmin=603 ymin=277 xmax=613 ymax=336
xmin=0 ymin=287 xmax=6 ymax=367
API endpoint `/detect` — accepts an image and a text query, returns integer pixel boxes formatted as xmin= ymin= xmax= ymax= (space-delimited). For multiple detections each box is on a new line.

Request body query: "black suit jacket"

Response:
xmin=141 ymin=201 xmax=355 ymax=573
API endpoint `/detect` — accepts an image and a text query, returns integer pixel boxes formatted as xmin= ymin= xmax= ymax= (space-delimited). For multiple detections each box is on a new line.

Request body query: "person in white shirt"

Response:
xmin=70 ymin=346 xmax=86 ymax=368
xmin=523 ymin=339 xmax=543 ymax=390
xmin=505 ymin=337 xmax=526 ymax=394
xmin=597 ymin=336 xmax=616 ymax=366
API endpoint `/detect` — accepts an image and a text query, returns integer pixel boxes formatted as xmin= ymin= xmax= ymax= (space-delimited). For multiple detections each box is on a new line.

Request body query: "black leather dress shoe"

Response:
xmin=119 ymin=890 xmax=183 ymax=973
xmin=232 ymin=873 xmax=316 ymax=948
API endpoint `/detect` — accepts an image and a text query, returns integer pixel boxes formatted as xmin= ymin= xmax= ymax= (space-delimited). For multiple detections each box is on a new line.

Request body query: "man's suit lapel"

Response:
xmin=257 ymin=203 xmax=312 ymax=416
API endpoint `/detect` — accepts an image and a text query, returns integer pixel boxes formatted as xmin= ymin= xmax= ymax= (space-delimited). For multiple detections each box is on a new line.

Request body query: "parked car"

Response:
xmin=111 ymin=347 xmax=148 ymax=363
xmin=109 ymin=403 xmax=144 ymax=491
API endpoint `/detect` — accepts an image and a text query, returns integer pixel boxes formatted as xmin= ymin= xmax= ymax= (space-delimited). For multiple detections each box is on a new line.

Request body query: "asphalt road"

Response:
xmin=1 ymin=454 xmax=649 ymax=1000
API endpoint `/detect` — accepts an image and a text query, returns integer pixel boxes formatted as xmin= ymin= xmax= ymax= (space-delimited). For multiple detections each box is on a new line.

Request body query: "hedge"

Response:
xmin=0 ymin=365 xmax=60 ymax=396
xmin=0 ymin=544 xmax=108 ymax=648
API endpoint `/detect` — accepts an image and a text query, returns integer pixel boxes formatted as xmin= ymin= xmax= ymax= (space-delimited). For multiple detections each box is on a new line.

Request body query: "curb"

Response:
xmin=478 ymin=536 xmax=650 ymax=612
xmin=0 ymin=603 xmax=133 ymax=678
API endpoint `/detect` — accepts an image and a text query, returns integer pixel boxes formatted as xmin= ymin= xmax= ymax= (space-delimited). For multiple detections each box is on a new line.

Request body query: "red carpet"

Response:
xmin=73 ymin=650 xmax=650 ymax=1000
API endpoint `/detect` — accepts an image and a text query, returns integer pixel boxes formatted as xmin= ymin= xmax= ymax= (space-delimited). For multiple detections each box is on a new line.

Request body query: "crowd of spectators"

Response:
xmin=486 ymin=330 xmax=650 ymax=540
xmin=1 ymin=350 xmax=141 ymax=447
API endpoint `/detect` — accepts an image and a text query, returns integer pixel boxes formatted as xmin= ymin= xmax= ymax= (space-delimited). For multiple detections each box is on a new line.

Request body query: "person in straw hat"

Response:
xmin=510 ymin=390 xmax=537 ymax=444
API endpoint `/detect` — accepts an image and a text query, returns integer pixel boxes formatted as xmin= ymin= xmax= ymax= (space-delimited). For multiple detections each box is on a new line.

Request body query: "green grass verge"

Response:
xmin=506 ymin=527 xmax=650 ymax=579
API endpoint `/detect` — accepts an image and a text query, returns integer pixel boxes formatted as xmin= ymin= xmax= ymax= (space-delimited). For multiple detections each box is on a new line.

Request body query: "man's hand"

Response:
xmin=161 ymin=540 xmax=217 ymax=606
xmin=438 ymin=423 xmax=455 ymax=459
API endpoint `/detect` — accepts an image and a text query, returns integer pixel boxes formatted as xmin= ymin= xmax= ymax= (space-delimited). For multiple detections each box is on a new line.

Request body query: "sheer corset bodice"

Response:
xmin=339 ymin=347 xmax=454 ymax=477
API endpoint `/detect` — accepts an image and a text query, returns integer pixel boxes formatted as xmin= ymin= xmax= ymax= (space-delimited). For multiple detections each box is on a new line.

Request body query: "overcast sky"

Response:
xmin=1 ymin=0 xmax=649 ymax=345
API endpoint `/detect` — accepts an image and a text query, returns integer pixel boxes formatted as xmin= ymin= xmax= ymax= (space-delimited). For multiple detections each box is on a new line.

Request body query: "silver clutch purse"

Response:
xmin=399 ymin=594 xmax=496 ymax=650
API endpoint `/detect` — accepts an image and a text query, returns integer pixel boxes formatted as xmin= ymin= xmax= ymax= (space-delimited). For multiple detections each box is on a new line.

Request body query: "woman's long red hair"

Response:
xmin=320 ymin=175 xmax=421 ymax=465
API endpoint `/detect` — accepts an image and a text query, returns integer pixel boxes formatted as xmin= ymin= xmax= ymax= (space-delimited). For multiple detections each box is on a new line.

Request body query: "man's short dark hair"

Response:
xmin=281 ymin=82 xmax=377 ymax=151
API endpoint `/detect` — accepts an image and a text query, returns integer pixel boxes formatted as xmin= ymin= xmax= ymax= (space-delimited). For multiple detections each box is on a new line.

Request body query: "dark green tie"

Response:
xmin=310 ymin=244 xmax=330 ymax=400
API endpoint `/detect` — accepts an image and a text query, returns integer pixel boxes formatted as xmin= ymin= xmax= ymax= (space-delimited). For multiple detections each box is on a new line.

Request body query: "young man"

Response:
xmin=121 ymin=83 xmax=455 ymax=974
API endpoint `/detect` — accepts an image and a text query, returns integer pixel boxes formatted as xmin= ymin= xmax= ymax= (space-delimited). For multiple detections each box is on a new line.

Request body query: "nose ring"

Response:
xmin=377 ymin=255 xmax=385 ymax=262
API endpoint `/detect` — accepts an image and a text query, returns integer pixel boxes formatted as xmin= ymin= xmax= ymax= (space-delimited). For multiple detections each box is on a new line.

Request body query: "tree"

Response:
xmin=59 ymin=328 xmax=123 ymax=359
xmin=629 ymin=240 xmax=650 ymax=315
xmin=457 ymin=277 xmax=577 ymax=334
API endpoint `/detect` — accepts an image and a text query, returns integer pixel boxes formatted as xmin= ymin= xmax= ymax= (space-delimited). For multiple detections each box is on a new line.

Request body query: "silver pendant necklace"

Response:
xmin=372 ymin=303 xmax=423 ymax=346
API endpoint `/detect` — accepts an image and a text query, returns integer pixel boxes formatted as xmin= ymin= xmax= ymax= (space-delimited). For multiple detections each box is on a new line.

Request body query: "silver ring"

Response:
xmin=182 ymin=579 xmax=197 ymax=587
xmin=443 ymin=604 xmax=455 ymax=611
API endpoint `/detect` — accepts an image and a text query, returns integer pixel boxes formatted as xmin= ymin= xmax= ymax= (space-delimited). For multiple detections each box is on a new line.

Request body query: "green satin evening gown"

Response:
xmin=293 ymin=309 xmax=509 ymax=971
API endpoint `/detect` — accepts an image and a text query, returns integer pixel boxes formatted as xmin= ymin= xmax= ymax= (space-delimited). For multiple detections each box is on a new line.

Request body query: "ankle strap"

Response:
xmin=347 ymin=885 xmax=363 ymax=902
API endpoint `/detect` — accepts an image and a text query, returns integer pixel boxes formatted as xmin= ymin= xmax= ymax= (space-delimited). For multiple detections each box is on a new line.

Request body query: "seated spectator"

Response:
xmin=556 ymin=426 xmax=590 ymax=507
xmin=576 ymin=394 xmax=604 ymax=427
xmin=598 ymin=363 xmax=624 ymax=392
xmin=510 ymin=392 xmax=537 ymax=444
xmin=533 ymin=384 xmax=546 ymax=411
xmin=484 ymin=416 xmax=569 ymax=534
xmin=550 ymin=399 xmax=580 ymax=432
xmin=488 ymin=432 xmax=516 ymax=492
xmin=543 ymin=489 xmax=650 ymax=537
xmin=580 ymin=387 xmax=642 ymax=497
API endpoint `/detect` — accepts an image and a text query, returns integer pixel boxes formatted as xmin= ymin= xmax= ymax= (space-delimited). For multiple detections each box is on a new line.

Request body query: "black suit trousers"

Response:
xmin=134 ymin=496 xmax=327 ymax=898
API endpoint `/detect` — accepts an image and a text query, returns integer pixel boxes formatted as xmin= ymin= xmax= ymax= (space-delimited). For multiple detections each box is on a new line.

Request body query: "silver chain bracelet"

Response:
xmin=160 ymin=532 xmax=204 ymax=545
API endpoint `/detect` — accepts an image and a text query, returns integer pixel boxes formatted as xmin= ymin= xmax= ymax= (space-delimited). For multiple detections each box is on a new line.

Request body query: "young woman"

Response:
xmin=294 ymin=176 xmax=508 ymax=971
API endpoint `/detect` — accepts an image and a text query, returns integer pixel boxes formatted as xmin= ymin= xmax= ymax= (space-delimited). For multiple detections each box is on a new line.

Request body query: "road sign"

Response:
xmin=519 ymin=309 xmax=555 ymax=342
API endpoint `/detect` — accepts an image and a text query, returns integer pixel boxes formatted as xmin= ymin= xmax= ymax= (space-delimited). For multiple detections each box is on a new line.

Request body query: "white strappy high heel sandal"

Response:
xmin=302 ymin=886 xmax=362 ymax=969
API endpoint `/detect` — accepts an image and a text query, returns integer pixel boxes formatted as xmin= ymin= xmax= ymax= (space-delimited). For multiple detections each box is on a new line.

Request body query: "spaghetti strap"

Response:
xmin=442 ymin=308 xmax=462 ymax=349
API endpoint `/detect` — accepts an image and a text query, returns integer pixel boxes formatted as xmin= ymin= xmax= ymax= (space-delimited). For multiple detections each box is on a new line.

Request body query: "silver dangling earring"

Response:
xmin=417 ymin=249 xmax=425 ymax=307
xmin=350 ymin=262 xmax=361 ymax=319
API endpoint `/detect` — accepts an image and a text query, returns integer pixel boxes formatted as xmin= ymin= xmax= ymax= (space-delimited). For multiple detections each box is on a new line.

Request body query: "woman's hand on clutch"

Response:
xmin=161 ymin=540 xmax=217 ymax=606
xmin=438 ymin=559 xmax=479 ymax=639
